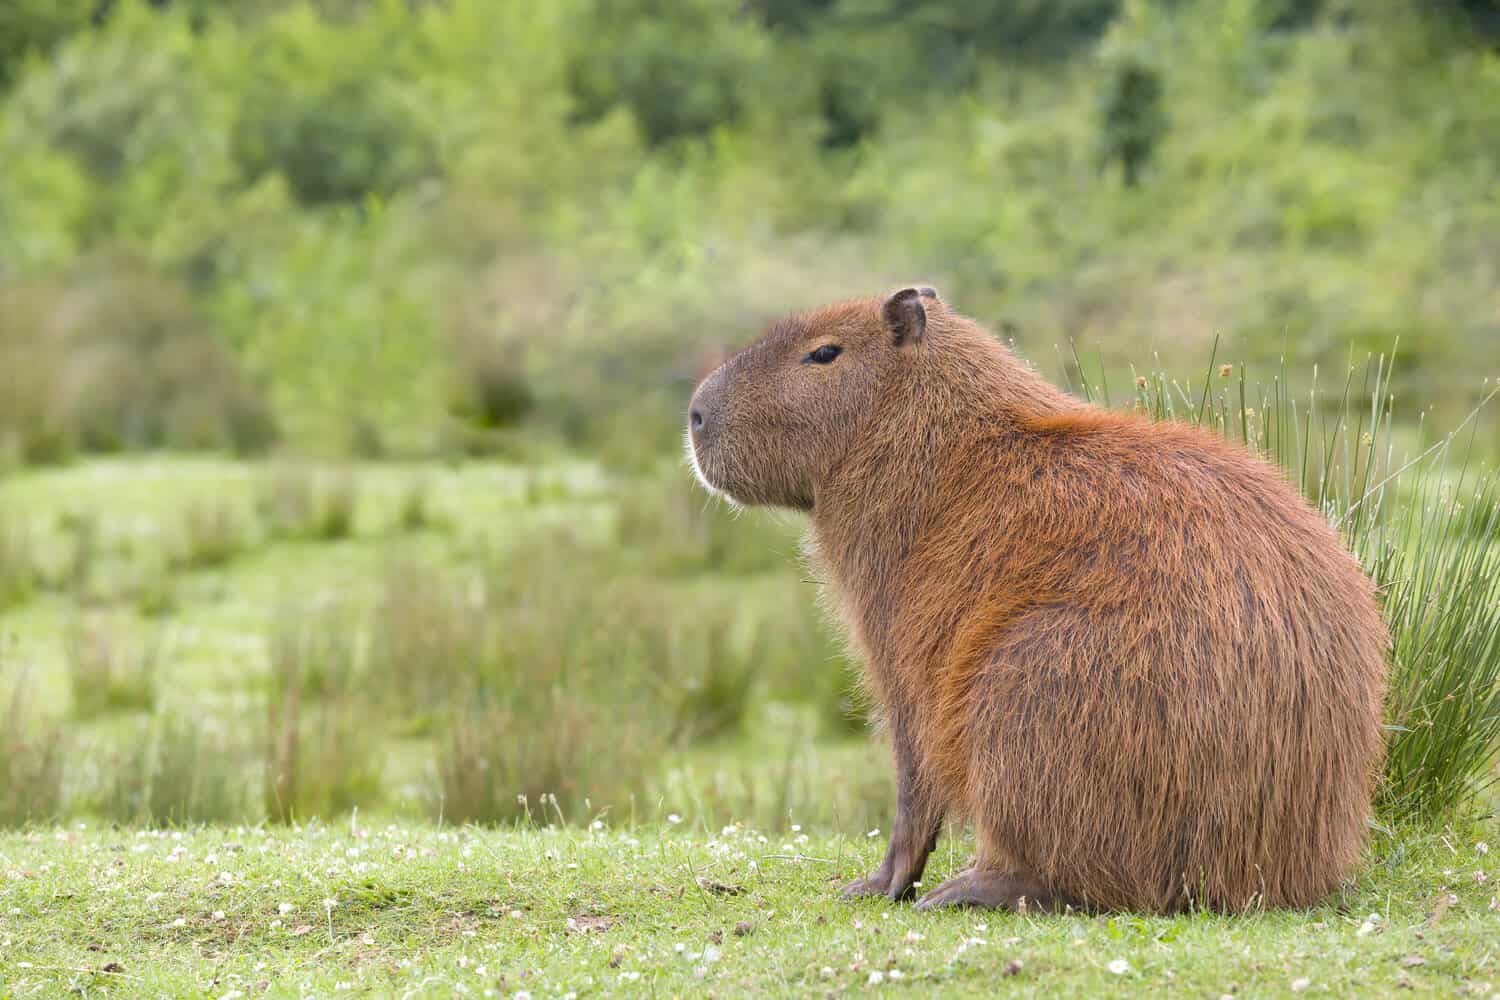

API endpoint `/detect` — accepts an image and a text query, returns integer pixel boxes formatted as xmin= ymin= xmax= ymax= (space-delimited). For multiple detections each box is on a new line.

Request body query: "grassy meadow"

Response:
xmin=2 ymin=821 xmax=1497 ymax=996
xmin=0 ymin=457 xmax=888 ymax=833
xmin=3 ymin=0 xmax=1500 ymax=994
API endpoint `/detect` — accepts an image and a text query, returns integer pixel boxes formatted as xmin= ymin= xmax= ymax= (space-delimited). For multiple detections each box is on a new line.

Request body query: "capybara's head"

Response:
xmin=687 ymin=287 xmax=936 ymax=510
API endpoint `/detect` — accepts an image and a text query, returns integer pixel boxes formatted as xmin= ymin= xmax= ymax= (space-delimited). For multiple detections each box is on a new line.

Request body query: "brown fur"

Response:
xmin=687 ymin=289 xmax=1388 ymax=914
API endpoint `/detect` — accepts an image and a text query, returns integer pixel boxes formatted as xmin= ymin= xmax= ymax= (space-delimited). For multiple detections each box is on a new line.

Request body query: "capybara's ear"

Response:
xmin=883 ymin=287 xmax=927 ymax=347
xmin=917 ymin=286 xmax=939 ymax=301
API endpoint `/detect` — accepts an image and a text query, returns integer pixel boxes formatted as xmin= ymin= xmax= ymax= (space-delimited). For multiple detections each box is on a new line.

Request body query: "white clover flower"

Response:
xmin=1107 ymin=959 xmax=1130 ymax=975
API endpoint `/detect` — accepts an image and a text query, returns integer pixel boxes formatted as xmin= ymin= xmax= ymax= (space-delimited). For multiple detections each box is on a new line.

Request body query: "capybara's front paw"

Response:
xmin=841 ymin=872 xmax=892 ymax=899
xmin=843 ymin=869 xmax=921 ymax=901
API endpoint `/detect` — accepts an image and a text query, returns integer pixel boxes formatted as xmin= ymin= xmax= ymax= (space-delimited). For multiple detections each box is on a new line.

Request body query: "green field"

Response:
xmin=0 ymin=457 xmax=898 ymax=833
xmin=3 ymin=820 xmax=1498 ymax=996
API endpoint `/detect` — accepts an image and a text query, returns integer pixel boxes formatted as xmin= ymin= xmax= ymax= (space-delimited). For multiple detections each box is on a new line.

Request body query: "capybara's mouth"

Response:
xmin=684 ymin=426 xmax=724 ymax=498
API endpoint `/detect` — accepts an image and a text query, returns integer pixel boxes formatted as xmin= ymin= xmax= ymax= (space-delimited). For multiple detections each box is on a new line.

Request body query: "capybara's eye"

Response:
xmin=804 ymin=344 xmax=842 ymax=365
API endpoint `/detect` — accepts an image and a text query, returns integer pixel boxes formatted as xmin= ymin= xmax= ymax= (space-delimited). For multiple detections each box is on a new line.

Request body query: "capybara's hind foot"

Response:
xmin=914 ymin=869 xmax=1064 ymax=913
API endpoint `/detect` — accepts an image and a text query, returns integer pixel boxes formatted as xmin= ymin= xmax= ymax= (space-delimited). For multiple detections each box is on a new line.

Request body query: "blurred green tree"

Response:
xmin=839 ymin=0 xmax=1121 ymax=87
xmin=1 ymin=2 xmax=201 ymax=181
xmin=751 ymin=0 xmax=837 ymax=33
xmin=569 ymin=0 xmax=770 ymax=145
xmin=1100 ymin=59 xmax=1166 ymax=186
xmin=229 ymin=7 xmax=437 ymax=204
xmin=0 ymin=0 xmax=94 ymax=92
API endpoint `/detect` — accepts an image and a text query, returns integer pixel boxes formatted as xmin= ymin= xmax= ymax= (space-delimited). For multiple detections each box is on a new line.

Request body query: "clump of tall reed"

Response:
xmin=257 ymin=465 xmax=360 ymax=542
xmin=0 ymin=668 xmax=65 ymax=826
xmin=1080 ymin=343 xmax=1500 ymax=819
xmin=0 ymin=503 xmax=36 ymax=610
xmin=65 ymin=615 xmax=160 ymax=719
xmin=173 ymin=499 xmax=250 ymax=570
xmin=263 ymin=600 xmax=382 ymax=822
xmin=95 ymin=712 xmax=251 ymax=825
xmin=431 ymin=532 xmax=669 ymax=825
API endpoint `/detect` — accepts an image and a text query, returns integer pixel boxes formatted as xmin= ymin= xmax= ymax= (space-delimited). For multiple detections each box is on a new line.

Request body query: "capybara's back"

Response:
xmin=925 ymin=411 xmax=1388 ymax=911
xmin=687 ymin=287 xmax=1388 ymax=913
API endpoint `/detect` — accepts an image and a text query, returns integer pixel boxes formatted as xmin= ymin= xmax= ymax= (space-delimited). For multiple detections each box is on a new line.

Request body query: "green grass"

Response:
xmin=0 ymin=455 xmax=856 ymax=830
xmin=1 ymin=819 xmax=1497 ymax=997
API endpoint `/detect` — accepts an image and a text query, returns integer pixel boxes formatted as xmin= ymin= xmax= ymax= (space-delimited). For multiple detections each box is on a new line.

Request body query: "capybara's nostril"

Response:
xmin=690 ymin=409 xmax=704 ymax=432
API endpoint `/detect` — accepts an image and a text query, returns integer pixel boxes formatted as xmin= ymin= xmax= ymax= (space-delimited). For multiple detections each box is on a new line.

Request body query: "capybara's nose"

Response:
xmin=689 ymin=375 xmax=720 ymax=440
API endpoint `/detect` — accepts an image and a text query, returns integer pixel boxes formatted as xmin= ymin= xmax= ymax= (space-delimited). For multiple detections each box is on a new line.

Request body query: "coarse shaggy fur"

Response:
xmin=687 ymin=288 xmax=1388 ymax=914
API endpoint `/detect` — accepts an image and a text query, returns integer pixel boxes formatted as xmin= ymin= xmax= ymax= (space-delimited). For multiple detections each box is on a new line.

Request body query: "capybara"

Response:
xmin=686 ymin=287 xmax=1388 ymax=913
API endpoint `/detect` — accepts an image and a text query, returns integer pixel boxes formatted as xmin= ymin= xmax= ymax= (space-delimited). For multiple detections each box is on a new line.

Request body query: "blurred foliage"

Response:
xmin=0 ymin=508 xmax=37 ymax=611
xmin=570 ymin=0 xmax=769 ymax=145
xmin=0 ymin=0 xmax=1494 ymax=462
xmin=1100 ymin=59 xmax=1166 ymax=185
xmin=93 ymin=712 xmax=250 ymax=824
xmin=228 ymin=5 xmax=438 ymax=204
xmin=65 ymin=614 xmax=160 ymax=719
xmin=0 ymin=0 xmax=94 ymax=91
xmin=0 ymin=256 xmax=276 ymax=461
xmin=265 ymin=599 xmax=384 ymax=822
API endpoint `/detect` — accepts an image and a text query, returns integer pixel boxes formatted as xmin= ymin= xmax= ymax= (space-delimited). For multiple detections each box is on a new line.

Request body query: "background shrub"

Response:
xmin=569 ymin=0 xmax=769 ymax=145
xmin=0 ymin=504 xmax=37 ymax=611
xmin=65 ymin=614 xmax=160 ymax=719
xmin=264 ymin=601 xmax=382 ymax=822
xmin=0 ymin=0 xmax=93 ymax=91
xmin=1 ymin=666 xmax=65 ymax=825
xmin=95 ymin=712 xmax=251 ymax=825
xmin=0 ymin=260 xmax=276 ymax=460
xmin=228 ymin=6 xmax=437 ymax=205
